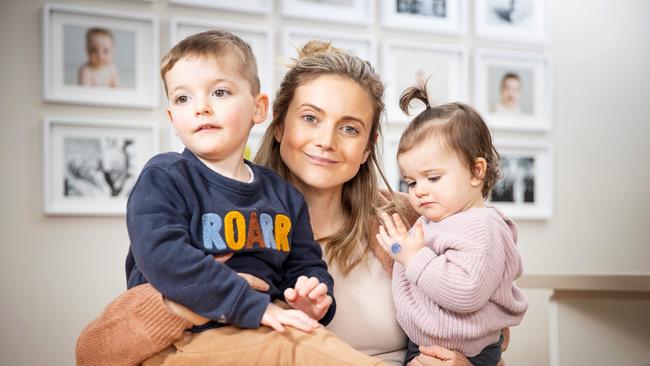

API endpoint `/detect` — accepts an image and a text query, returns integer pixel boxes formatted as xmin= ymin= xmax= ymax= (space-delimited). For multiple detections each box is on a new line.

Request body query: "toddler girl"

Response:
xmin=377 ymin=84 xmax=528 ymax=366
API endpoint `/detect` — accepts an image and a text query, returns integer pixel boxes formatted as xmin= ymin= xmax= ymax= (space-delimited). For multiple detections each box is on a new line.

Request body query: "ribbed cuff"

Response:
xmin=132 ymin=284 xmax=193 ymax=343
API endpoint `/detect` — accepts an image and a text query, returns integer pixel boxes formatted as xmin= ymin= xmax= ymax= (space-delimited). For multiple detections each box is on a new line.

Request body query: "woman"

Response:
xmin=77 ymin=41 xmax=492 ymax=366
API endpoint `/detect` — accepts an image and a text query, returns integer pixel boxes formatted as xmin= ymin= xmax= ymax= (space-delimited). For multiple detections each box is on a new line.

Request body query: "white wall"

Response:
xmin=1 ymin=0 xmax=649 ymax=365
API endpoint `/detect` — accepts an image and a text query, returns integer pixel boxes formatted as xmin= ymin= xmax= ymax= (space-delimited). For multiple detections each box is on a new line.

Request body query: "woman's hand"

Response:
xmin=284 ymin=276 xmax=333 ymax=320
xmin=412 ymin=345 xmax=473 ymax=366
xmin=260 ymin=302 xmax=321 ymax=333
xmin=376 ymin=212 xmax=425 ymax=266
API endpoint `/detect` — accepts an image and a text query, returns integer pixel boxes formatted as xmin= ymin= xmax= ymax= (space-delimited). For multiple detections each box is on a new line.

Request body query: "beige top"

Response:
xmin=325 ymin=246 xmax=408 ymax=366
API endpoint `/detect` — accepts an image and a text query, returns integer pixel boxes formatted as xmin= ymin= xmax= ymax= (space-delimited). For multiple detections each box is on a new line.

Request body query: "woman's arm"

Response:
xmin=76 ymin=284 xmax=192 ymax=366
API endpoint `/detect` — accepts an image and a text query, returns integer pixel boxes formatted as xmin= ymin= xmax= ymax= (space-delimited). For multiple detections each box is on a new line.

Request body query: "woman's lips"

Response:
xmin=305 ymin=153 xmax=338 ymax=165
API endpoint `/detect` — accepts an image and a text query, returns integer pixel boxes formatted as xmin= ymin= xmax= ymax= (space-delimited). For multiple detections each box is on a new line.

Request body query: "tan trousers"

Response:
xmin=143 ymin=325 xmax=389 ymax=366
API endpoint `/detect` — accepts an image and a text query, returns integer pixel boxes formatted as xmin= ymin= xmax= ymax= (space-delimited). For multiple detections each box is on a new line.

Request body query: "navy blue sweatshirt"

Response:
xmin=125 ymin=149 xmax=335 ymax=329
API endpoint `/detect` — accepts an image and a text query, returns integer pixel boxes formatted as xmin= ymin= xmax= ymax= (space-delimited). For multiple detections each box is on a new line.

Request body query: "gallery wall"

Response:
xmin=0 ymin=0 xmax=649 ymax=365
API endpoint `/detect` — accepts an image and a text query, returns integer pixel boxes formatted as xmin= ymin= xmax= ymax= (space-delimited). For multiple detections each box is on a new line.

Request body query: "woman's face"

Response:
xmin=275 ymin=75 xmax=375 ymax=192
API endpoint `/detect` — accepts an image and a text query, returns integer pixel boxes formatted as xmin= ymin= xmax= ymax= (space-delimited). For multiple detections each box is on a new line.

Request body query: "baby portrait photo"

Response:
xmin=474 ymin=48 xmax=551 ymax=131
xmin=474 ymin=0 xmax=548 ymax=43
xmin=63 ymin=25 xmax=135 ymax=89
xmin=43 ymin=4 xmax=159 ymax=108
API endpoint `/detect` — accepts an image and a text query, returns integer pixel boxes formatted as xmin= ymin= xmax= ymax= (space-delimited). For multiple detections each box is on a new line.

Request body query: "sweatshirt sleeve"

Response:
xmin=127 ymin=166 xmax=269 ymax=328
xmin=404 ymin=217 xmax=505 ymax=313
xmin=279 ymin=200 xmax=336 ymax=325
xmin=76 ymin=284 xmax=191 ymax=366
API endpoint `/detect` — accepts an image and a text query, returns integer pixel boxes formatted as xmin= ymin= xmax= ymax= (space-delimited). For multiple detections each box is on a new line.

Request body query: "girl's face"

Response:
xmin=275 ymin=75 xmax=374 ymax=192
xmin=398 ymin=136 xmax=485 ymax=222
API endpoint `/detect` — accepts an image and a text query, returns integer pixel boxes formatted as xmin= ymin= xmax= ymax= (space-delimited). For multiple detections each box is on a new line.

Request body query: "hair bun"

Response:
xmin=298 ymin=40 xmax=338 ymax=59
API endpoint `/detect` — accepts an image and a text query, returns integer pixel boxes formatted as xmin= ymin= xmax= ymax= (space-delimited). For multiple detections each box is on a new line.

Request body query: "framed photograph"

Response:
xmin=283 ymin=27 xmax=377 ymax=65
xmin=380 ymin=128 xmax=406 ymax=193
xmin=169 ymin=0 xmax=272 ymax=14
xmin=43 ymin=118 xmax=159 ymax=215
xmin=381 ymin=0 xmax=467 ymax=35
xmin=489 ymin=141 xmax=553 ymax=220
xmin=474 ymin=48 xmax=551 ymax=131
xmin=169 ymin=17 xmax=274 ymax=109
xmin=475 ymin=0 xmax=549 ymax=44
xmin=281 ymin=0 xmax=374 ymax=25
xmin=42 ymin=4 xmax=159 ymax=108
xmin=383 ymin=41 xmax=469 ymax=123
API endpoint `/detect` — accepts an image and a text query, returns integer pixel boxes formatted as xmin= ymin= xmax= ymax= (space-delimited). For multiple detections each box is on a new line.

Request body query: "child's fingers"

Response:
xmin=392 ymin=213 xmax=408 ymax=235
xmin=317 ymin=295 xmax=332 ymax=310
xmin=378 ymin=225 xmax=394 ymax=250
xmin=380 ymin=212 xmax=398 ymax=237
xmin=294 ymin=275 xmax=308 ymax=290
xmin=307 ymin=283 xmax=328 ymax=300
xmin=284 ymin=287 xmax=297 ymax=302
xmin=296 ymin=277 xmax=320 ymax=297
xmin=414 ymin=222 xmax=425 ymax=241
xmin=265 ymin=314 xmax=285 ymax=333
xmin=280 ymin=310 xmax=319 ymax=332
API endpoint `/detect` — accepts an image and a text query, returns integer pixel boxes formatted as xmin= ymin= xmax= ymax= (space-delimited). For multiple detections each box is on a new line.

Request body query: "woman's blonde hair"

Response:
xmin=254 ymin=41 xmax=401 ymax=274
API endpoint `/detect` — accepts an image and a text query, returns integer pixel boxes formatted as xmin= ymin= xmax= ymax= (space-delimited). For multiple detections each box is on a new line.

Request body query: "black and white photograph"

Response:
xmin=44 ymin=118 xmax=158 ymax=215
xmin=281 ymin=0 xmax=373 ymax=25
xmin=382 ymin=0 xmax=467 ymax=34
xmin=488 ymin=141 xmax=553 ymax=219
xmin=42 ymin=4 xmax=159 ymax=108
xmin=170 ymin=17 xmax=274 ymax=108
xmin=474 ymin=48 xmax=551 ymax=131
xmin=474 ymin=0 xmax=548 ymax=43
xmin=383 ymin=41 xmax=468 ymax=123
xmin=169 ymin=0 xmax=272 ymax=13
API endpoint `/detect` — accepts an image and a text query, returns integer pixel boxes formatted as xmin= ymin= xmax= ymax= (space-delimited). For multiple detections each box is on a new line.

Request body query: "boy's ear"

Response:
xmin=253 ymin=93 xmax=269 ymax=125
xmin=470 ymin=157 xmax=487 ymax=186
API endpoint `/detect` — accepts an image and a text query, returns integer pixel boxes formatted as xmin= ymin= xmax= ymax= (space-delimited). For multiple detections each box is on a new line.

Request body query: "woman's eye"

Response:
xmin=212 ymin=89 xmax=229 ymax=97
xmin=302 ymin=114 xmax=317 ymax=124
xmin=175 ymin=95 xmax=189 ymax=104
xmin=341 ymin=125 xmax=360 ymax=135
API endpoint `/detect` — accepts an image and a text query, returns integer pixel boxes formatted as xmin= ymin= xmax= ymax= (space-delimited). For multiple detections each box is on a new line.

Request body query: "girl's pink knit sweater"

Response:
xmin=392 ymin=206 xmax=528 ymax=357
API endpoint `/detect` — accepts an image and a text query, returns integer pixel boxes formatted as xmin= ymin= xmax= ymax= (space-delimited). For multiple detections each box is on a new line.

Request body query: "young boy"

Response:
xmin=125 ymin=29 xmax=336 ymax=334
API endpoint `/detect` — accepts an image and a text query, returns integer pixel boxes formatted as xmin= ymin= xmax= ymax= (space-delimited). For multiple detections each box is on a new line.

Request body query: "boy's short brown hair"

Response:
xmin=160 ymin=29 xmax=260 ymax=96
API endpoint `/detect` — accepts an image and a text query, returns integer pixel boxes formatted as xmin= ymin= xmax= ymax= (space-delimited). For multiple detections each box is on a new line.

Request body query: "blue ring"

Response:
xmin=391 ymin=243 xmax=402 ymax=254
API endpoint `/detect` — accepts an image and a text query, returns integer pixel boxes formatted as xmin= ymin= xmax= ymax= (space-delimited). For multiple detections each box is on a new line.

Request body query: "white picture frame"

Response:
xmin=474 ymin=48 xmax=552 ymax=132
xmin=169 ymin=17 xmax=274 ymax=115
xmin=283 ymin=27 xmax=377 ymax=66
xmin=380 ymin=127 xmax=406 ymax=193
xmin=169 ymin=0 xmax=272 ymax=14
xmin=42 ymin=4 xmax=159 ymax=108
xmin=383 ymin=41 xmax=469 ymax=123
xmin=281 ymin=0 xmax=374 ymax=25
xmin=489 ymin=140 xmax=553 ymax=220
xmin=43 ymin=118 xmax=159 ymax=215
xmin=474 ymin=0 xmax=549 ymax=44
xmin=381 ymin=0 xmax=467 ymax=35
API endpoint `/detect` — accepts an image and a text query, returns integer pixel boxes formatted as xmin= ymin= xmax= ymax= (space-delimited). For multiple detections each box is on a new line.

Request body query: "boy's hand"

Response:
xmin=260 ymin=302 xmax=320 ymax=333
xmin=376 ymin=212 xmax=426 ymax=266
xmin=284 ymin=276 xmax=332 ymax=321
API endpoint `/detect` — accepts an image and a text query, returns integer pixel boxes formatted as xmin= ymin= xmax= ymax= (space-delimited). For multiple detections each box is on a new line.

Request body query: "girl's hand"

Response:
xmin=260 ymin=302 xmax=321 ymax=333
xmin=376 ymin=212 xmax=426 ymax=266
xmin=284 ymin=276 xmax=333 ymax=321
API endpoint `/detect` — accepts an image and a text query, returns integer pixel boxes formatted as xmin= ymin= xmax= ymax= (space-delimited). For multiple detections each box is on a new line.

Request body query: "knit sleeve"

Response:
xmin=404 ymin=216 xmax=505 ymax=313
xmin=76 ymin=284 xmax=191 ymax=366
